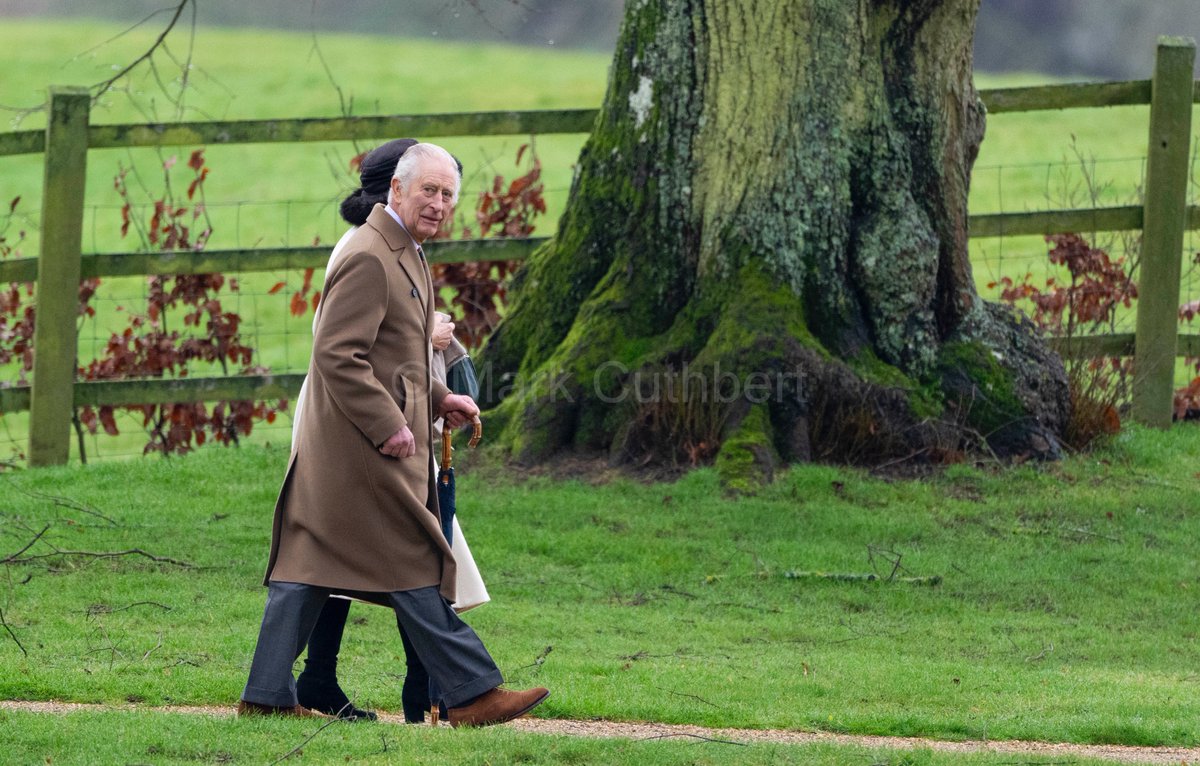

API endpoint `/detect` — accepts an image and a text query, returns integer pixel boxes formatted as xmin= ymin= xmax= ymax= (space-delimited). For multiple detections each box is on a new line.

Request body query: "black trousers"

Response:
xmin=241 ymin=581 xmax=502 ymax=708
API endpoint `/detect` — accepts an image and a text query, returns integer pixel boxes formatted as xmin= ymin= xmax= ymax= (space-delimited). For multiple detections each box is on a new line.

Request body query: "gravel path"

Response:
xmin=2 ymin=699 xmax=1195 ymax=765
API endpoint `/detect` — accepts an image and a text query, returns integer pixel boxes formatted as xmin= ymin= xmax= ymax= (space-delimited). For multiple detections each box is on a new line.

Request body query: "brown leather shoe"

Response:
xmin=447 ymin=687 xmax=550 ymax=728
xmin=236 ymin=699 xmax=329 ymax=718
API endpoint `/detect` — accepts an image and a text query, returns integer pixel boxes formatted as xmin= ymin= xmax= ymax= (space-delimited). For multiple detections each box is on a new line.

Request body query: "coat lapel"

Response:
xmin=365 ymin=204 xmax=429 ymax=331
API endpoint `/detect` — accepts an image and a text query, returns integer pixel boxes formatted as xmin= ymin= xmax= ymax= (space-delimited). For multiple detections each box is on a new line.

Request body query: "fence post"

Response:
xmin=1132 ymin=37 xmax=1195 ymax=429
xmin=29 ymin=87 xmax=90 ymax=466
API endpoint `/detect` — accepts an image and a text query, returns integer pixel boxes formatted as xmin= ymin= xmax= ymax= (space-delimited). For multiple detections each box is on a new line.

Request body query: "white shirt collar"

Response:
xmin=383 ymin=204 xmax=418 ymax=244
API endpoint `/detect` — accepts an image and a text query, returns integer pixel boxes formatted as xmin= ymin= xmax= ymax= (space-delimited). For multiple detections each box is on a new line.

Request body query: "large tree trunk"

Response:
xmin=481 ymin=0 xmax=1069 ymax=488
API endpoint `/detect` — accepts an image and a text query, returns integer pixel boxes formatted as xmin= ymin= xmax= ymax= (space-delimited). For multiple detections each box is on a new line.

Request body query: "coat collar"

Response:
xmin=366 ymin=202 xmax=416 ymax=257
xmin=366 ymin=204 xmax=422 ymax=277
xmin=365 ymin=203 xmax=431 ymax=322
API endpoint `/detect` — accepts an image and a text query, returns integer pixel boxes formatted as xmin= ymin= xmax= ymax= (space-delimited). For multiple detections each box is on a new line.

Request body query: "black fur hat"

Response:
xmin=338 ymin=139 xmax=464 ymax=226
xmin=338 ymin=138 xmax=418 ymax=226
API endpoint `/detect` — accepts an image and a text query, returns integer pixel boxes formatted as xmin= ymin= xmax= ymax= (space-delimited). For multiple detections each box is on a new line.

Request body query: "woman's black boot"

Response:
xmin=296 ymin=598 xmax=377 ymax=721
xmin=399 ymin=624 xmax=431 ymax=723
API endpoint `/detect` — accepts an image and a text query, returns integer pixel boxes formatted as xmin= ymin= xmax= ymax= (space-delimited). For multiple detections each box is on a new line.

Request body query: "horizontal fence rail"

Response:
xmin=0 ymin=237 xmax=546 ymax=283
xmin=0 ymin=109 xmax=598 ymax=158
xmin=980 ymin=80 xmax=1154 ymax=113
xmin=0 ymin=374 xmax=305 ymax=414
xmin=2 ymin=76 xmax=1197 ymax=159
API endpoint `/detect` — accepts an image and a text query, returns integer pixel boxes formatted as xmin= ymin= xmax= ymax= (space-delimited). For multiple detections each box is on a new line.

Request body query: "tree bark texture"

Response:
xmin=481 ymin=0 xmax=1069 ymax=487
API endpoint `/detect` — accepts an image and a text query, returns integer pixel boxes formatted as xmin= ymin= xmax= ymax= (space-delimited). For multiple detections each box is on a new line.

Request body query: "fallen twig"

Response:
xmin=658 ymin=584 xmax=698 ymax=599
xmin=1 ymin=525 xmax=51 ymax=564
xmin=374 ymin=732 xmax=390 ymax=755
xmin=0 ymin=606 xmax=27 ymax=656
xmin=1012 ymin=523 xmax=1121 ymax=544
xmin=86 ymin=601 xmax=173 ymax=617
xmin=8 ymin=548 xmax=197 ymax=569
xmin=268 ymin=715 xmax=344 ymax=765
xmin=653 ymin=686 xmax=718 ymax=708
xmin=639 ymin=732 xmax=746 ymax=746
xmin=783 ymin=570 xmax=942 ymax=586
xmin=1025 ymin=642 xmax=1054 ymax=663
xmin=142 ymin=632 xmax=163 ymax=661
xmin=1063 ymin=526 xmax=1122 ymax=543
xmin=5 ymin=481 xmax=117 ymax=525
xmin=512 ymin=645 xmax=553 ymax=673
xmin=622 ymin=650 xmax=674 ymax=662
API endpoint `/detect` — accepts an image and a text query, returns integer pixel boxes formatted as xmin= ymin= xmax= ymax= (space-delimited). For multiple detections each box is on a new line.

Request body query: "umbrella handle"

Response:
xmin=442 ymin=416 xmax=483 ymax=472
xmin=468 ymin=415 xmax=482 ymax=448
xmin=441 ymin=423 xmax=453 ymax=471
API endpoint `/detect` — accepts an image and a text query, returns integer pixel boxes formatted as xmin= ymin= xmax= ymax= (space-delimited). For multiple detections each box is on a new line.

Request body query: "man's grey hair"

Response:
xmin=388 ymin=143 xmax=461 ymax=206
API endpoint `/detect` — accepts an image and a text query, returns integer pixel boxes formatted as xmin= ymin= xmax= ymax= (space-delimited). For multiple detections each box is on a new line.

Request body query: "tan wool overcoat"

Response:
xmin=264 ymin=204 xmax=456 ymax=600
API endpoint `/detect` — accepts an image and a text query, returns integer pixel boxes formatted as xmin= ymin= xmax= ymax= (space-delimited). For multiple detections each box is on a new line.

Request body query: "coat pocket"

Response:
xmin=394 ymin=374 xmax=413 ymax=422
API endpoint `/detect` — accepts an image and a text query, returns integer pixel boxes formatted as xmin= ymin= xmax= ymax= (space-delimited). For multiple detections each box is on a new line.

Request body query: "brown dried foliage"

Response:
xmin=991 ymin=232 xmax=1141 ymax=449
xmin=1175 ymin=250 xmax=1200 ymax=420
xmin=74 ymin=150 xmax=287 ymax=457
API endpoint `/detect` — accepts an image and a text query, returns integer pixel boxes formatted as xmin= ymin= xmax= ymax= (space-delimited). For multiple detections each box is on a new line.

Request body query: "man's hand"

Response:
xmin=379 ymin=425 xmax=416 ymax=458
xmin=432 ymin=318 xmax=456 ymax=351
xmin=438 ymin=393 xmax=479 ymax=429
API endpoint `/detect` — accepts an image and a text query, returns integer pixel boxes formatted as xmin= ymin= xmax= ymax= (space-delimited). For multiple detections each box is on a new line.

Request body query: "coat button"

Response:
xmin=411 ymin=288 xmax=419 ymax=298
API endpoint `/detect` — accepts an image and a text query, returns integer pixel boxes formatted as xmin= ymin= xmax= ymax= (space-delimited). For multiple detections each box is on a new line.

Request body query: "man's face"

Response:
xmin=390 ymin=158 xmax=457 ymax=242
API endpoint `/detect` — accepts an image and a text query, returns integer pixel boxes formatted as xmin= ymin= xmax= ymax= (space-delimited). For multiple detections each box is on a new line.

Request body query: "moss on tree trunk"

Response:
xmin=481 ymin=0 xmax=1069 ymax=488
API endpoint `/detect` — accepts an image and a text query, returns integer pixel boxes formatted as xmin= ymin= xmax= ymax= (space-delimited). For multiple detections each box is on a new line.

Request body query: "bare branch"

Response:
xmin=782 ymin=570 xmax=942 ymax=586
xmin=0 ymin=606 xmax=27 ymax=656
xmin=1025 ymin=642 xmax=1054 ymax=663
xmin=1 ymin=0 xmax=198 ymax=125
xmin=866 ymin=544 xmax=910 ymax=581
xmin=511 ymin=644 xmax=553 ymax=673
xmin=1 ymin=525 xmax=52 ymax=564
xmin=307 ymin=0 xmax=352 ymax=119
xmin=85 ymin=616 xmax=124 ymax=669
xmin=8 ymin=547 xmax=197 ymax=569
xmin=89 ymin=1 xmax=192 ymax=102
xmin=86 ymin=601 xmax=173 ymax=617
xmin=3 ymin=480 xmax=116 ymax=525
xmin=142 ymin=632 xmax=163 ymax=661
xmin=73 ymin=4 xmax=183 ymax=63
xmin=638 ymin=732 xmax=747 ymax=746
xmin=652 ymin=685 xmax=719 ymax=708
xmin=457 ymin=0 xmax=537 ymax=42
xmin=269 ymin=715 xmax=344 ymax=765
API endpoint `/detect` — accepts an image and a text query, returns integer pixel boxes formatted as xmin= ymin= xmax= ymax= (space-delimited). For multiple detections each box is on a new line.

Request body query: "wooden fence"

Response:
xmin=0 ymin=37 xmax=1198 ymax=466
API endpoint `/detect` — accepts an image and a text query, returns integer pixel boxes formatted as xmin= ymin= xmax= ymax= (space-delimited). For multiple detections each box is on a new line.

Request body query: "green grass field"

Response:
xmin=1 ymin=426 xmax=1199 ymax=763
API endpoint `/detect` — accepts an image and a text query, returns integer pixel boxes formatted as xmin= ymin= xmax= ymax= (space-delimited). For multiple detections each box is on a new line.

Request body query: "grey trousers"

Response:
xmin=241 ymin=581 xmax=502 ymax=709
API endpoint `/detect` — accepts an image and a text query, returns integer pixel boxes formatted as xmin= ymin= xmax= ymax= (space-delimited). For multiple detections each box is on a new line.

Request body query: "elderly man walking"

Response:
xmin=238 ymin=142 xmax=548 ymax=727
